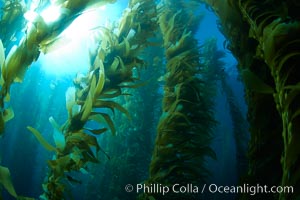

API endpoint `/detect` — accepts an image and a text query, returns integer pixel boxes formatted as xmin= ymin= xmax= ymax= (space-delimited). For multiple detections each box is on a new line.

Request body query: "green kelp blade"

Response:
xmin=40 ymin=35 xmax=72 ymax=54
xmin=53 ymin=127 xmax=66 ymax=151
xmin=70 ymin=146 xmax=82 ymax=165
xmin=94 ymin=59 xmax=105 ymax=97
xmin=241 ymin=69 xmax=274 ymax=94
xmin=3 ymin=107 xmax=14 ymax=122
xmin=88 ymin=112 xmax=106 ymax=124
xmin=17 ymin=196 xmax=35 ymax=200
xmin=283 ymin=83 xmax=300 ymax=113
xmin=123 ymin=37 xmax=130 ymax=57
xmin=49 ymin=117 xmax=65 ymax=150
xmin=27 ymin=126 xmax=56 ymax=152
xmin=93 ymin=100 xmax=131 ymax=120
xmin=98 ymin=113 xmax=116 ymax=135
xmin=49 ymin=116 xmax=62 ymax=131
xmin=0 ymin=107 xmax=14 ymax=136
xmin=110 ymin=57 xmax=120 ymax=72
xmin=84 ymin=127 xmax=108 ymax=135
xmin=0 ymin=165 xmax=17 ymax=198
xmin=0 ymin=40 xmax=5 ymax=71
xmin=48 ymin=155 xmax=71 ymax=175
xmin=67 ymin=131 xmax=100 ymax=151
xmin=81 ymin=75 xmax=96 ymax=121
xmin=292 ymin=109 xmax=300 ymax=121
xmin=99 ymin=88 xmax=122 ymax=98
xmin=285 ymin=129 xmax=300 ymax=170
xmin=0 ymin=115 xmax=5 ymax=135
xmin=89 ymin=112 xmax=116 ymax=135
xmin=283 ymin=82 xmax=300 ymax=91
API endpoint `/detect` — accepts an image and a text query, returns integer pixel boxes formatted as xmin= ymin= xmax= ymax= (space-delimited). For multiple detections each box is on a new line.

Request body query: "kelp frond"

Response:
xmin=27 ymin=126 xmax=57 ymax=152
xmin=0 ymin=165 xmax=34 ymax=200
xmin=147 ymin=2 xmax=216 ymax=199
xmin=35 ymin=0 xmax=158 ymax=199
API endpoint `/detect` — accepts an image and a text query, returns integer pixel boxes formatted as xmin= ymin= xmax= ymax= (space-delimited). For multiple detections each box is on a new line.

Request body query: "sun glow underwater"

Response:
xmin=25 ymin=4 xmax=121 ymax=76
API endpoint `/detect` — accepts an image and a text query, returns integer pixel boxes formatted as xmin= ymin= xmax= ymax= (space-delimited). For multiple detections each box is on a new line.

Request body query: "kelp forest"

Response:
xmin=0 ymin=0 xmax=299 ymax=199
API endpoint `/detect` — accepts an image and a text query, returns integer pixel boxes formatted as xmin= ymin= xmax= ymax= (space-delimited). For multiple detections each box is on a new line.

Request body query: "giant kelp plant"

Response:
xmin=0 ymin=0 xmax=159 ymax=198
xmin=237 ymin=3 xmax=300 ymax=199
xmin=201 ymin=38 xmax=249 ymax=180
xmin=84 ymin=0 xmax=160 ymax=199
xmin=0 ymin=0 xmax=26 ymax=47
xmin=0 ymin=0 xmax=116 ymax=134
xmin=143 ymin=0 xmax=217 ymax=199
xmin=0 ymin=0 xmax=116 ymax=199
xmin=201 ymin=0 xmax=300 ymax=199
xmin=25 ymin=0 xmax=158 ymax=199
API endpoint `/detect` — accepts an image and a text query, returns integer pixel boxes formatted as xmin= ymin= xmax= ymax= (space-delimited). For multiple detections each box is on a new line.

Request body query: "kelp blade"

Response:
xmin=27 ymin=126 xmax=56 ymax=152
xmin=241 ymin=69 xmax=274 ymax=94
xmin=0 ymin=165 xmax=18 ymax=198
xmin=3 ymin=107 xmax=14 ymax=122
xmin=0 ymin=40 xmax=5 ymax=70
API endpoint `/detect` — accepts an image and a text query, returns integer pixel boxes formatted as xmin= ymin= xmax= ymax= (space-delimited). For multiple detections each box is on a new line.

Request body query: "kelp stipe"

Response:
xmin=28 ymin=36 xmax=127 ymax=199
xmin=25 ymin=0 xmax=159 ymax=199
xmin=0 ymin=0 xmax=116 ymax=134
xmin=201 ymin=0 xmax=283 ymax=199
xmin=238 ymin=1 xmax=300 ymax=199
xmin=0 ymin=0 xmax=115 ymax=199
xmin=142 ymin=1 xmax=216 ymax=199
xmin=201 ymin=0 xmax=300 ymax=199
xmin=221 ymin=77 xmax=249 ymax=178
xmin=202 ymin=38 xmax=249 ymax=179
xmin=84 ymin=1 xmax=160 ymax=199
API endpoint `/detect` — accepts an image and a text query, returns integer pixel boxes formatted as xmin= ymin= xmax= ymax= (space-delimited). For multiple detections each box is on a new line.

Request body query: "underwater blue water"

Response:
xmin=196 ymin=5 xmax=248 ymax=200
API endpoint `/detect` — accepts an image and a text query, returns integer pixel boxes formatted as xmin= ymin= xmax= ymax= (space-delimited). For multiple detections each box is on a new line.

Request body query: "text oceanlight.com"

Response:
xmin=124 ymin=183 xmax=294 ymax=196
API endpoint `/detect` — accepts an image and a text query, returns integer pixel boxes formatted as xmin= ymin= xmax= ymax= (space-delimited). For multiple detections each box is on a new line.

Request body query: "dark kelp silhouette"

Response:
xmin=201 ymin=0 xmax=300 ymax=199
xmin=202 ymin=38 xmax=249 ymax=179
